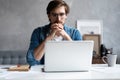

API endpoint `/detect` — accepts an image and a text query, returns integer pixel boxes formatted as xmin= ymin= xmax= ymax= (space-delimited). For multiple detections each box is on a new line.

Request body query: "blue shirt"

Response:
xmin=26 ymin=24 xmax=82 ymax=66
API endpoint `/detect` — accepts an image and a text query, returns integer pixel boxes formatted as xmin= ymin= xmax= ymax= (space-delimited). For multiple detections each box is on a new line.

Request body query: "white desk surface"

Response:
xmin=0 ymin=64 xmax=120 ymax=80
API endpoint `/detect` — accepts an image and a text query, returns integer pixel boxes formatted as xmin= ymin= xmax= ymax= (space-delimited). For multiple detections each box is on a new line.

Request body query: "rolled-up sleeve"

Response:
xmin=74 ymin=29 xmax=82 ymax=40
xmin=26 ymin=50 xmax=40 ymax=66
xmin=26 ymin=29 xmax=41 ymax=66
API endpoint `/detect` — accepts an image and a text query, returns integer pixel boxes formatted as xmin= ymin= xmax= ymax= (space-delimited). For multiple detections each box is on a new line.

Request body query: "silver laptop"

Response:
xmin=44 ymin=40 xmax=94 ymax=72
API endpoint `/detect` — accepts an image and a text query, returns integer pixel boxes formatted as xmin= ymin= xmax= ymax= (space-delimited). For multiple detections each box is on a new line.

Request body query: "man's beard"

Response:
xmin=50 ymin=20 xmax=64 ymax=25
xmin=54 ymin=20 xmax=63 ymax=24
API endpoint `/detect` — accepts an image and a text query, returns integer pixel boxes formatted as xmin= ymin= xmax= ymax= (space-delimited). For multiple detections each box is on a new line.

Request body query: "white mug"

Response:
xmin=102 ymin=54 xmax=117 ymax=67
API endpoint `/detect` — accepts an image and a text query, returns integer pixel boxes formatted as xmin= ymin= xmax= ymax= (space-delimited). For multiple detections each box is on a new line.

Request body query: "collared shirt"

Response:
xmin=26 ymin=24 xmax=82 ymax=66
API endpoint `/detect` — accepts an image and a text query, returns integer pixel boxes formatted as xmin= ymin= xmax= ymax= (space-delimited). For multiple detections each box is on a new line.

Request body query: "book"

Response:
xmin=8 ymin=65 xmax=30 ymax=71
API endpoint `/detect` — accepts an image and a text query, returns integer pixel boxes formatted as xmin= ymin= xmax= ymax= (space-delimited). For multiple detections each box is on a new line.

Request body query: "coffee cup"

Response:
xmin=102 ymin=54 xmax=117 ymax=67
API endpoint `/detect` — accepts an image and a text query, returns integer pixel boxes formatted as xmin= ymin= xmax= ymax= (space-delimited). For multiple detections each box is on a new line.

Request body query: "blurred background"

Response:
xmin=0 ymin=0 xmax=120 ymax=63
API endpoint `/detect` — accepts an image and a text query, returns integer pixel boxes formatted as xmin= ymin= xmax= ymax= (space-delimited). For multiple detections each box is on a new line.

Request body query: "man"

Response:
xmin=26 ymin=0 xmax=82 ymax=66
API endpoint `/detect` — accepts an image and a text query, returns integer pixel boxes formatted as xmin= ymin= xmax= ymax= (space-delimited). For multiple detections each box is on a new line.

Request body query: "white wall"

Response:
xmin=0 ymin=0 xmax=120 ymax=63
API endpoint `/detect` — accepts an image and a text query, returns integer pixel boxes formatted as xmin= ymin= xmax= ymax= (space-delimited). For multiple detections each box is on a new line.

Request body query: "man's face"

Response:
xmin=48 ymin=6 xmax=67 ymax=25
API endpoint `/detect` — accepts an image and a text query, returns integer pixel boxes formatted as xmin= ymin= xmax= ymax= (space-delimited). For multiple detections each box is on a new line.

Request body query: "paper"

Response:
xmin=0 ymin=69 xmax=9 ymax=78
xmin=91 ymin=66 xmax=120 ymax=73
xmin=77 ymin=20 xmax=102 ymax=35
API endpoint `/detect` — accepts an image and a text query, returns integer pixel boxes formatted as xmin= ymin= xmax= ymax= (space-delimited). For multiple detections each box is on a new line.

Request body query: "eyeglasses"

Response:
xmin=51 ymin=13 xmax=66 ymax=18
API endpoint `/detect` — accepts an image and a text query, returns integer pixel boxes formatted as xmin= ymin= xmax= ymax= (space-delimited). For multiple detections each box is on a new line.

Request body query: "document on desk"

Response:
xmin=0 ymin=69 xmax=9 ymax=78
xmin=91 ymin=65 xmax=120 ymax=73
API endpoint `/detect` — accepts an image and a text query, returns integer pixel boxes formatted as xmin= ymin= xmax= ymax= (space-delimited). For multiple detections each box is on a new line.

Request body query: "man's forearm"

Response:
xmin=63 ymin=33 xmax=72 ymax=41
xmin=60 ymin=30 xmax=72 ymax=41
xmin=33 ymin=33 xmax=56 ymax=61
xmin=34 ymin=40 xmax=46 ymax=61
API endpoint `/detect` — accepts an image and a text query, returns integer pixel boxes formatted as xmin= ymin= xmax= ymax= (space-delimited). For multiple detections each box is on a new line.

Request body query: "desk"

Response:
xmin=0 ymin=64 xmax=120 ymax=80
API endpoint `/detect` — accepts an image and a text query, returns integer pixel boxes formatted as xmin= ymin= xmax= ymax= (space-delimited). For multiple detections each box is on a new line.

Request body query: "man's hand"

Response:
xmin=51 ymin=23 xmax=63 ymax=32
xmin=51 ymin=23 xmax=72 ymax=40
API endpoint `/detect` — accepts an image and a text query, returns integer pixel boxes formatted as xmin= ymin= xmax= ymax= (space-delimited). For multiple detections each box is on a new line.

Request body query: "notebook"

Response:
xmin=44 ymin=40 xmax=94 ymax=72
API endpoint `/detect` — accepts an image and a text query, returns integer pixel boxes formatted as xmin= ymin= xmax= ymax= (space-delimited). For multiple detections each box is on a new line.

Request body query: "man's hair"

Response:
xmin=46 ymin=0 xmax=70 ymax=14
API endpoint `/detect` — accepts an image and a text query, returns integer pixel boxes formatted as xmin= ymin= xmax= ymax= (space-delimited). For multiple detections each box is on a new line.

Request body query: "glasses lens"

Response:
xmin=51 ymin=13 xmax=65 ymax=17
xmin=59 ymin=13 xmax=65 ymax=16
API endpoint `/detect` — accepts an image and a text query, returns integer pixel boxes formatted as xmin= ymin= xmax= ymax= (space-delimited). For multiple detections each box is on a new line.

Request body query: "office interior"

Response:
xmin=0 ymin=0 xmax=120 ymax=64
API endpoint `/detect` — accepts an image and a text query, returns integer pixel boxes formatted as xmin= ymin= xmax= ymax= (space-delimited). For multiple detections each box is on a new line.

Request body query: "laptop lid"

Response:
xmin=44 ymin=40 xmax=94 ymax=72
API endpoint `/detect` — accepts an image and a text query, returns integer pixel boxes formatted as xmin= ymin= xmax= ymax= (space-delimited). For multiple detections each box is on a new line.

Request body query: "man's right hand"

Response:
xmin=45 ymin=23 xmax=64 ymax=41
xmin=51 ymin=23 xmax=63 ymax=34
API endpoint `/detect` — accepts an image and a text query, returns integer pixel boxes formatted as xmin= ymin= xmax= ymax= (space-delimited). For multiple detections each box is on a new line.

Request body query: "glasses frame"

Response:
xmin=51 ymin=12 xmax=66 ymax=18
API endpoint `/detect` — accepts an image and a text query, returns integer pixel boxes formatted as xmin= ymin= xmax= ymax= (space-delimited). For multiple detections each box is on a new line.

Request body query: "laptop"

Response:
xmin=44 ymin=40 xmax=94 ymax=72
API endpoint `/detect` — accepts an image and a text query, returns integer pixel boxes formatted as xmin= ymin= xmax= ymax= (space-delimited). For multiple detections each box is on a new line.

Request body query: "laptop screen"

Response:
xmin=44 ymin=40 xmax=94 ymax=72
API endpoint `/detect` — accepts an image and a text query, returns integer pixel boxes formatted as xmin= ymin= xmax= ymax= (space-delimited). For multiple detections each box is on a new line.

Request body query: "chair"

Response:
xmin=0 ymin=50 xmax=27 ymax=65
